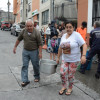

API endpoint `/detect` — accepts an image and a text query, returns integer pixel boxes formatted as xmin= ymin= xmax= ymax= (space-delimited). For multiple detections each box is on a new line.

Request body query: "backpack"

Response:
xmin=51 ymin=39 xmax=56 ymax=48
xmin=50 ymin=26 xmax=58 ymax=36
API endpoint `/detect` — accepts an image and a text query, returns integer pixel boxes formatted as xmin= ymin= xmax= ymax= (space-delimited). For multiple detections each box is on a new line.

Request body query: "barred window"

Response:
xmin=92 ymin=0 xmax=100 ymax=25
xmin=42 ymin=10 xmax=49 ymax=25
xmin=41 ymin=0 xmax=48 ymax=3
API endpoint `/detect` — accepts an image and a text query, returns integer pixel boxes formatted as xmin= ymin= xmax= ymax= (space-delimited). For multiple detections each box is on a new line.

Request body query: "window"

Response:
xmin=20 ymin=10 xmax=23 ymax=17
xmin=37 ymin=14 xmax=39 ymax=21
xmin=42 ymin=10 xmax=49 ymax=25
xmin=21 ymin=0 xmax=23 ymax=4
xmin=92 ymin=0 xmax=100 ymax=25
xmin=26 ymin=9 xmax=28 ymax=17
xmin=41 ymin=0 xmax=48 ymax=3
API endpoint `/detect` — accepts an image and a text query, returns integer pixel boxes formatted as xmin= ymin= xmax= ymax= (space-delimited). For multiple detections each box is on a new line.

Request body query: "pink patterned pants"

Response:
xmin=60 ymin=61 xmax=79 ymax=89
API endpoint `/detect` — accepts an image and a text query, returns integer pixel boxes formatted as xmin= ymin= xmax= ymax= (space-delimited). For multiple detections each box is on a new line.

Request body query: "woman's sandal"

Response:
xmin=65 ymin=89 xmax=73 ymax=95
xmin=34 ymin=79 xmax=40 ymax=82
xmin=59 ymin=88 xmax=66 ymax=95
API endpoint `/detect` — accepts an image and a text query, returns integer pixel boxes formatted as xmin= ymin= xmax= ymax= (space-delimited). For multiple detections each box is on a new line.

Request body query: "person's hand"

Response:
xmin=13 ymin=47 xmax=16 ymax=54
xmin=81 ymin=56 xmax=86 ymax=64
xmin=63 ymin=48 xmax=70 ymax=54
xmin=56 ymin=58 xmax=60 ymax=64
xmin=39 ymin=52 xmax=42 ymax=59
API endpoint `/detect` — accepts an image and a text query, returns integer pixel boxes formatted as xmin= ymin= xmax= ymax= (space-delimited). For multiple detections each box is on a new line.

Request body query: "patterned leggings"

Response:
xmin=60 ymin=61 xmax=79 ymax=89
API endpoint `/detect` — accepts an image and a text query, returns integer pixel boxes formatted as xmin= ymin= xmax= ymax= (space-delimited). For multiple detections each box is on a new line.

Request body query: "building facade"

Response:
xmin=77 ymin=0 xmax=100 ymax=45
xmin=32 ymin=0 xmax=40 ymax=21
xmin=13 ymin=0 xmax=39 ymax=24
xmin=39 ymin=0 xmax=77 ymax=31
xmin=0 ymin=10 xmax=14 ymax=23
xmin=13 ymin=0 xmax=77 ymax=31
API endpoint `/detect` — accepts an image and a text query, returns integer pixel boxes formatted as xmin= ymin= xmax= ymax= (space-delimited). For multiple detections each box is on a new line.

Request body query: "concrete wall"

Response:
xmin=13 ymin=0 xmax=17 ymax=15
xmin=77 ymin=0 xmax=88 ymax=27
xmin=54 ymin=0 xmax=77 ymax=20
xmin=27 ymin=0 xmax=32 ymax=19
xmin=14 ymin=0 xmax=21 ymax=23
xmin=32 ymin=0 xmax=40 ymax=22
xmin=77 ymin=0 xmax=94 ymax=46
xmin=87 ymin=0 xmax=94 ymax=33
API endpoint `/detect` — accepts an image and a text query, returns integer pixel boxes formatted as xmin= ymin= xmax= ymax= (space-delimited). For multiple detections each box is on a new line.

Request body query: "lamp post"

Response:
xmin=7 ymin=0 xmax=11 ymax=22
xmin=53 ymin=0 xmax=54 ymax=20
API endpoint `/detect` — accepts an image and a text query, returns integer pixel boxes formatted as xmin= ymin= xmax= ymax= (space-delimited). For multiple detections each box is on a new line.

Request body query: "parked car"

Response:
xmin=1 ymin=21 xmax=11 ymax=31
xmin=11 ymin=24 xmax=24 ymax=36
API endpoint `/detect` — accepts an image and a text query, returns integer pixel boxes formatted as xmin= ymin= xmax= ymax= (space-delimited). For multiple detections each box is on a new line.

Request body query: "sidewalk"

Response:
xmin=0 ymin=49 xmax=100 ymax=100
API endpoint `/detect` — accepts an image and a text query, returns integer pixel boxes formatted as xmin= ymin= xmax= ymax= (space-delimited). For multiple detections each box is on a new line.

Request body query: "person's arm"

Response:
xmin=39 ymin=46 xmax=42 ymax=59
xmin=89 ymin=31 xmax=93 ymax=48
xmin=13 ymin=40 xmax=20 ymax=54
xmin=56 ymin=47 xmax=62 ymax=64
xmin=36 ymin=31 xmax=42 ymax=59
xmin=81 ymin=43 xmax=87 ymax=64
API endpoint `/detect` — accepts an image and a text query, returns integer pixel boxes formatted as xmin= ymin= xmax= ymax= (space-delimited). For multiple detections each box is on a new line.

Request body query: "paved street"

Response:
xmin=0 ymin=30 xmax=100 ymax=100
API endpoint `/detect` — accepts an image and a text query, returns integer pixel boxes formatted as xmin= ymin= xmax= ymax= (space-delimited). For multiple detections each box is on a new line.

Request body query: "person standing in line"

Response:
xmin=57 ymin=24 xmax=62 ymax=48
xmin=34 ymin=20 xmax=39 ymax=30
xmin=57 ymin=21 xmax=87 ymax=95
xmin=76 ymin=21 xmax=87 ymax=41
xmin=49 ymin=21 xmax=58 ymax=61
xmin=76 ymin=21 xmax=87 ymax=54
xmin=79 ymin=21 xmax=100 ymax=79
xmin=13 ymin=19 xmax=42 ymax=87
xmin=45 ymin=23 xmax=51 ymax=43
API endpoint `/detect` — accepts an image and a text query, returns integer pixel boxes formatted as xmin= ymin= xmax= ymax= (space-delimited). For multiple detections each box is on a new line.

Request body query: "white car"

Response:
xmin=11 ymin=24 xmax=23 ymax=36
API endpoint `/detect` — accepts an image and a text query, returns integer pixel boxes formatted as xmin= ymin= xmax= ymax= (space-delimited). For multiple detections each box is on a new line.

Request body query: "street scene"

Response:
xmin=0 ymin=0 xmax=100 ymax=100
xmin=0 ymin=29 xmax=100 ymax=100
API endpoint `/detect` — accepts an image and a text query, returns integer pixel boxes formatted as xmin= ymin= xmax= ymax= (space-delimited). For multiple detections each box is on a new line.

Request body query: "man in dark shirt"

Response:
xmin=13 ymin=19 xmax=42 ymax=86
xmin=79 ymin=21 xmax=100 ymax=79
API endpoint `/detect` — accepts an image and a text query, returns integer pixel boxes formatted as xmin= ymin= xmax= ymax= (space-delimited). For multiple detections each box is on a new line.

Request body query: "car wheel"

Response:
xmin=15 ymin=32 xmax=18 ymax=36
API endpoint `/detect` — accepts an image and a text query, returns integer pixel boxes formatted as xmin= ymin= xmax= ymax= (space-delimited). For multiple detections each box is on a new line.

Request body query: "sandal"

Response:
xmin=65 ymin=89 xmax=73 ymax=95
xmin=21 ymin=81 xmax=30 ymax=87
xmin=59 ymin=88 xmax=66 ymax=95
xmin=34 ymin=79 xmax=40 ymax=82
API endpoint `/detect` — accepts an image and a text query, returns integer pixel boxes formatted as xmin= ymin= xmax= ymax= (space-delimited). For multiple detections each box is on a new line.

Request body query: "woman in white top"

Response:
xmin=57 ymin=21 xmax=87 ymax=95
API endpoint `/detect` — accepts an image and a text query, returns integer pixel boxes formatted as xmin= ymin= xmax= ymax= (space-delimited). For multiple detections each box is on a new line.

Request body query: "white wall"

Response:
xmin=87 ymin=0 xmax=94 ymax=33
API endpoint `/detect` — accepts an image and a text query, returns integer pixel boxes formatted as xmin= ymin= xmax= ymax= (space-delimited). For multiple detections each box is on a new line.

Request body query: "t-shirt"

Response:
xmin=18 ymin=28 xmax=42 ymax=51
xmin=60 ymin=31 xmax=85 ymax=62
xmin=76 ymin=27 xmax=87 ymax=41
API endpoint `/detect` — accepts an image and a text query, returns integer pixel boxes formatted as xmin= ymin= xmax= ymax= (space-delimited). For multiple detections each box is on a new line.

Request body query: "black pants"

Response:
xmin=80 ymin=47 xmax=100 ymax=73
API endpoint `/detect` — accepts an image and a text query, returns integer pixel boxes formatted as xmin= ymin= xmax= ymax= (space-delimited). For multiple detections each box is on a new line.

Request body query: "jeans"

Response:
xmin=21 ymin=49 xmax=40 ymax=82
xmin=81 ymin=47 xmax=100 ymax=73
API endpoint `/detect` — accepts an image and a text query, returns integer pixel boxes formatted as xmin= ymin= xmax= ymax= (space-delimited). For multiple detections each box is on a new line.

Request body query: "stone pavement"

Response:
xmin=0 ymin=29 xmax=100 ymax=100
xmin=0 ymin=48 xmax=100 ymax=100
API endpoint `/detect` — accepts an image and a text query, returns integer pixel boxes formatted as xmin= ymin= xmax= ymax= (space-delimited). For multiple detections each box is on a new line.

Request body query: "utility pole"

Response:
xmin=7 ymin=0 xmax=11 ymax=22
xmin=53 ymin=0 xmax=54 ymax=20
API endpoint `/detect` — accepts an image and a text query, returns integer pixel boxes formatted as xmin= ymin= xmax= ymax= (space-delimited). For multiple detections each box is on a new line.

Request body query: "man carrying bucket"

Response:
xmin=13 ymin=19 xmax=42 ymax=87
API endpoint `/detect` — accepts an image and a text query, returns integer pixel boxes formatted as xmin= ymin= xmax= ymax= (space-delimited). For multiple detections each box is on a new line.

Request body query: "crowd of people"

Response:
xmin=13 ymin=19 xmax=100 ymax=96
